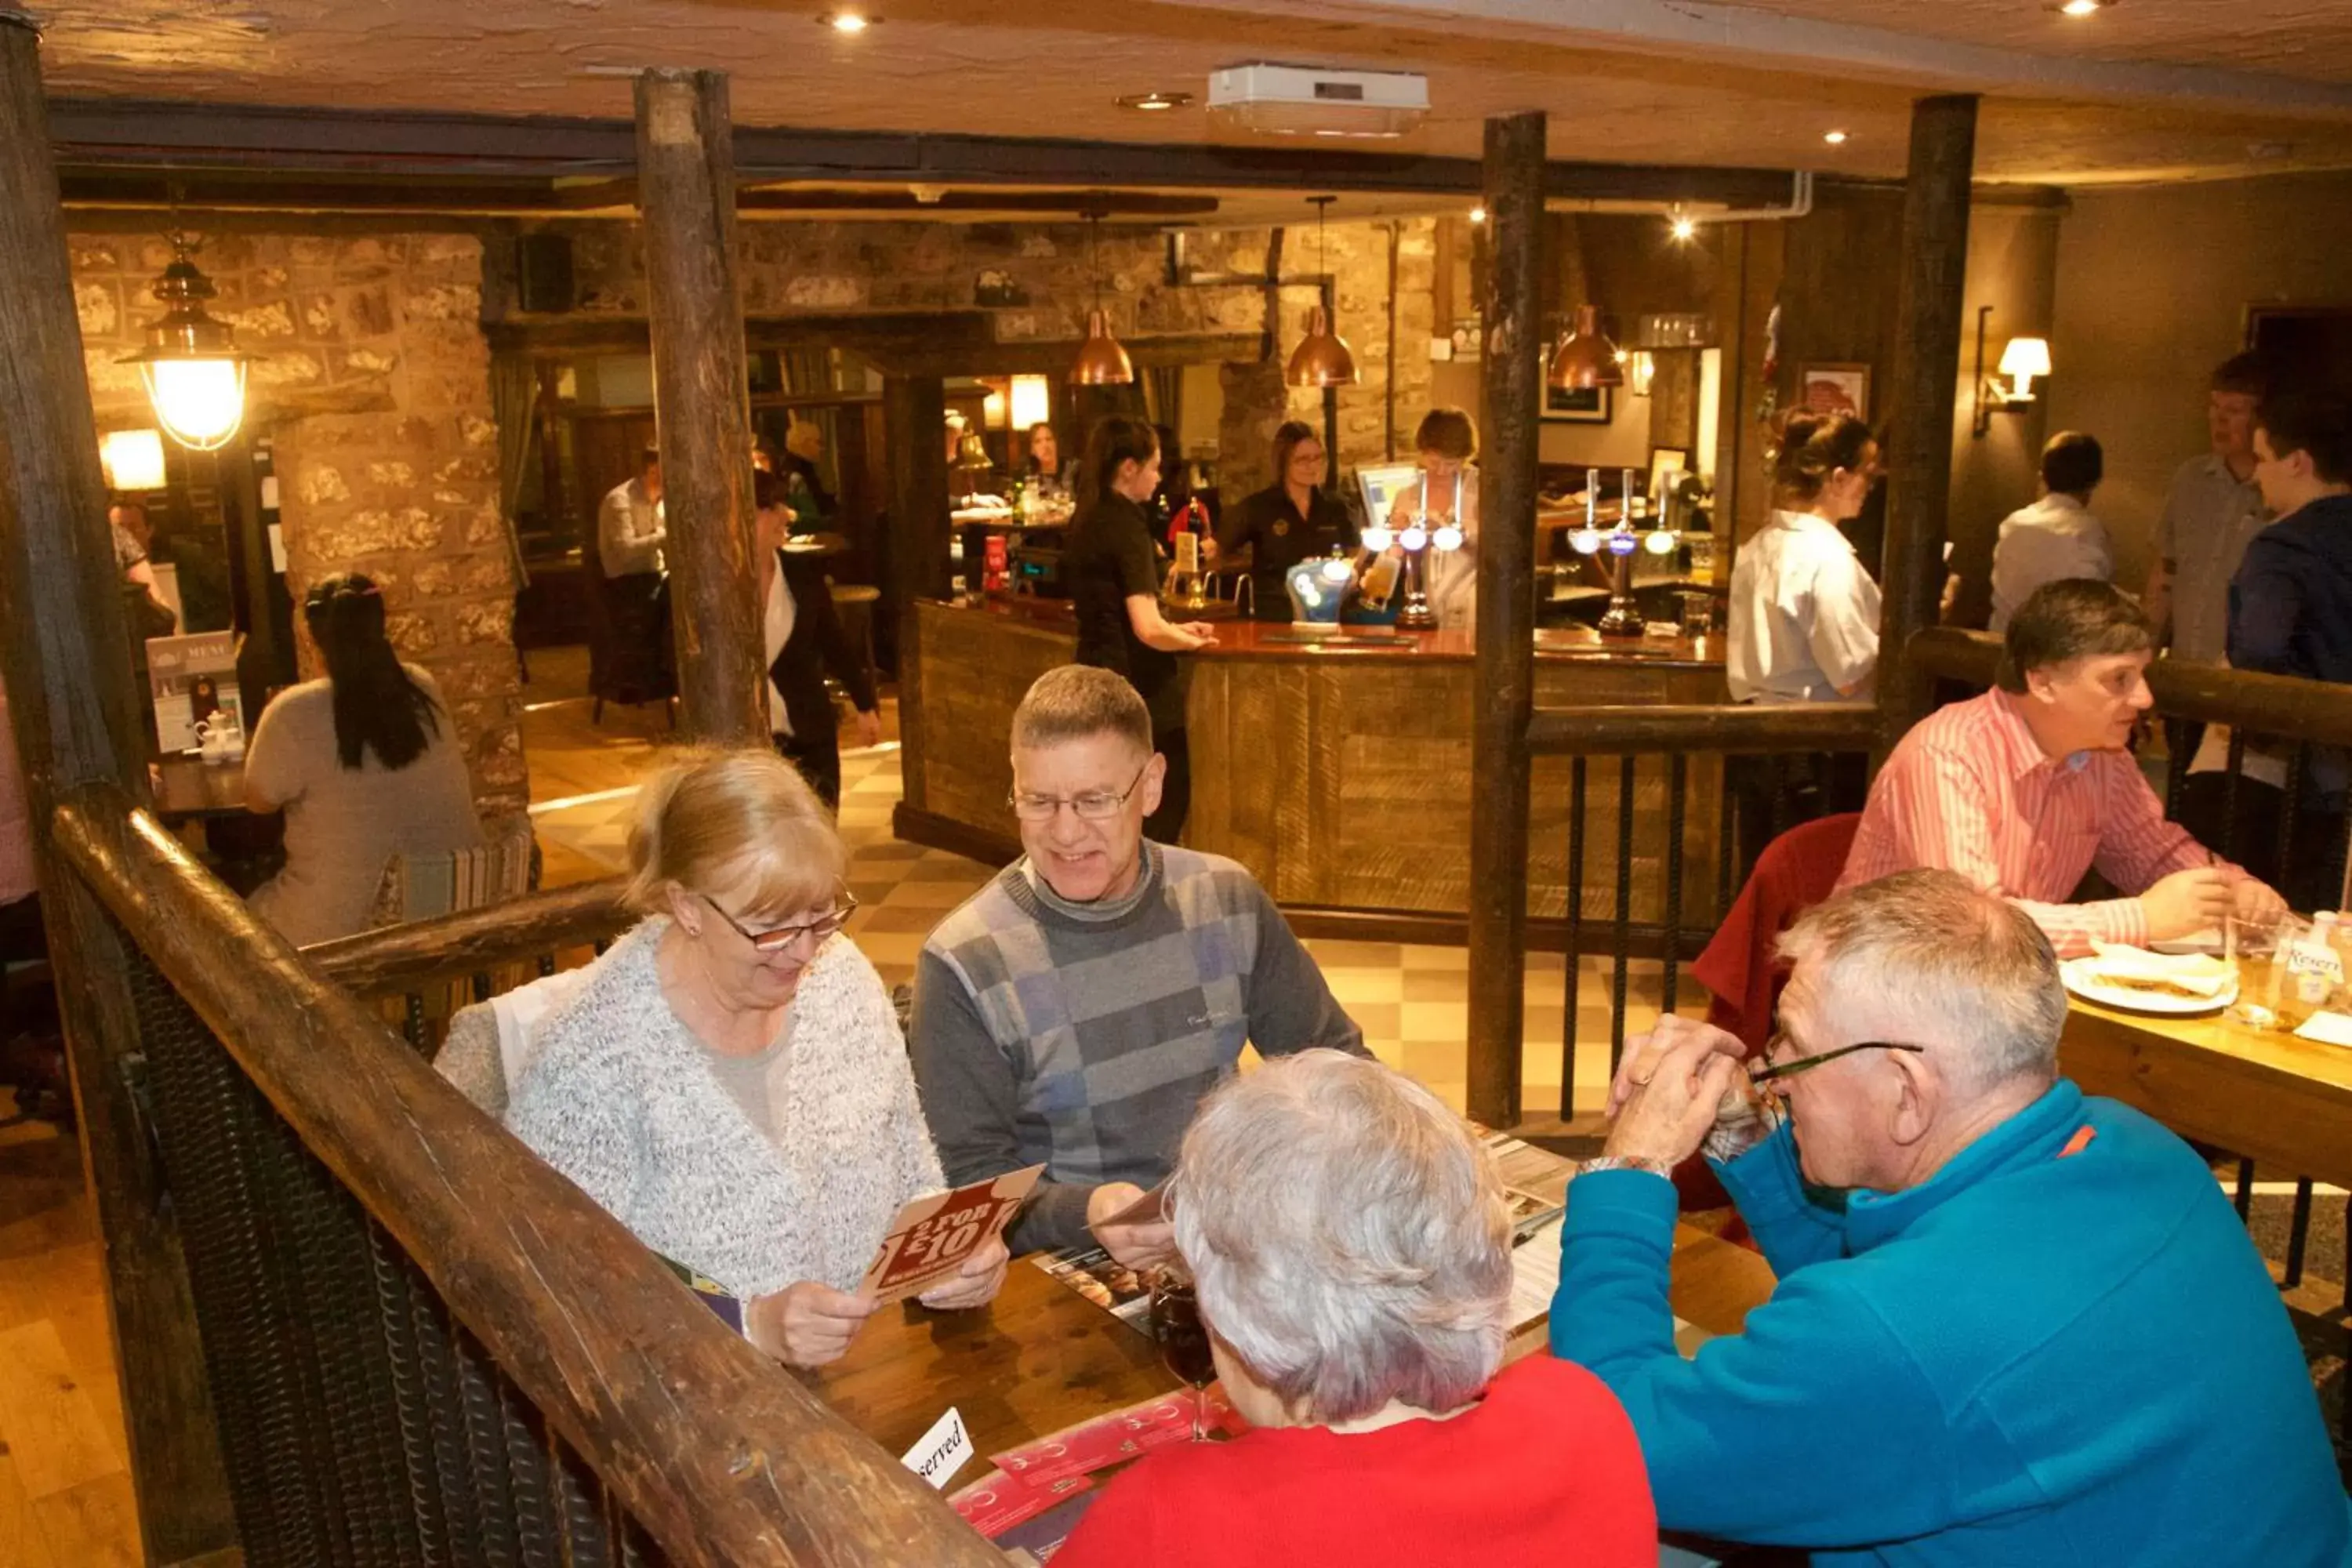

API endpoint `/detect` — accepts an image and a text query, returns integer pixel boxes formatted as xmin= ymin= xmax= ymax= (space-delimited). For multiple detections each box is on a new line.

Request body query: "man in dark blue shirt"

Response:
xmin=2222 ymin=392 xmax=2352 ymax=908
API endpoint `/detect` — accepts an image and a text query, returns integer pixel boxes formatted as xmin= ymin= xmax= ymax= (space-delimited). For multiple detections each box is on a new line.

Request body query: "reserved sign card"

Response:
xmin=861 ymin=1164 xmax=1043 ymax=1305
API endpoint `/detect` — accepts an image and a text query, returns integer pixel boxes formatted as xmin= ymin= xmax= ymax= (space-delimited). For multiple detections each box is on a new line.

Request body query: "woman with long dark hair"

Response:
xmin=244 ymin=572 xmax=483 ymax=944
xmin=1063 ymin=415 xmax=1218 ymax=843
xmin=1728 ymin=412 xmax=1882 ymax=705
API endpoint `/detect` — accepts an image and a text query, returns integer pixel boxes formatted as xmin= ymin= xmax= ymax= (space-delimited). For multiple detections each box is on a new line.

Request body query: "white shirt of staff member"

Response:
xmin=1727 ymin=412 xmax=1882 ymax=704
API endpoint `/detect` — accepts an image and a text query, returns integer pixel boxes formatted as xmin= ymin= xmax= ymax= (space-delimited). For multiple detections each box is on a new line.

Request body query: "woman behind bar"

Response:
xmin=1062 ymin=415 xmax=1218 ymax=843
xmin=1211 ymin=419 xmax=1361 ymax=620
xmin=1056 ymin=1051 xmax=1656 ymax=1568
xmin=1025 ymin=421 xmax=1069 ymax=493
xmin=481 ymin=750 xmax=1005 ymax=1367
xmin=243 ymin=572 xmax=482 ymax=945
xmin=1728 ymin=411 xmax=1882 ymax=705
xmin=1384 ymin=408 xmax=1481 ymax=633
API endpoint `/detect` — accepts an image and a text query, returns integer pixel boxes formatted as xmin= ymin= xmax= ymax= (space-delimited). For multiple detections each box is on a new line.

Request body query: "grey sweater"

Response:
xmin=496 ymin=917 xmax=946 ymax=1298
xmin=910 ymin=844 xmax=1364 ymax=1254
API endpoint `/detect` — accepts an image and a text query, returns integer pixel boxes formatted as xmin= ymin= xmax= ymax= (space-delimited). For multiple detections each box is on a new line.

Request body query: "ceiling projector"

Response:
xmin=1206 ymin=64 xmax=1430 ymax=139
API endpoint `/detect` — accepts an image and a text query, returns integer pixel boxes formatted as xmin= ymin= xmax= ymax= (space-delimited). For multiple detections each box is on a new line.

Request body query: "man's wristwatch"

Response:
xmin=1574 ymin=1153 xmax=1676 ymax=1179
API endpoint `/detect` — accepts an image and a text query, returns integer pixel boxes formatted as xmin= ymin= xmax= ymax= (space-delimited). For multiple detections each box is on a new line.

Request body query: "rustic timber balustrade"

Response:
xmin=1514 ymin=702 xmax=1878 ymax=1119
xmin=48 ymin=782 xmax=1004 ymax=1568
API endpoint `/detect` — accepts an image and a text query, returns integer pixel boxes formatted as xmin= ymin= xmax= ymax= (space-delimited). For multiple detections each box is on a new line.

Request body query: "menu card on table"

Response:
xmin=146 ymin=630 xmax=241 ymax=753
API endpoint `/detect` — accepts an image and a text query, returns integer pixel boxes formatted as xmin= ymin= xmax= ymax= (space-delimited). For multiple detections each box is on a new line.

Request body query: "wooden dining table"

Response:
xmin=809 ymin=1221 xmax=1779 ymax=1476
xmin=2060 ymin=996 xmax=2352 ymax=1190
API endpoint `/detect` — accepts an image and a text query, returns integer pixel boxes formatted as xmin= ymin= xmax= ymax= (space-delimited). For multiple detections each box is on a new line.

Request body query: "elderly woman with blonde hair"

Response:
xmin=1054 ymin=1050 xmax=1655 ymax=1568
xmin=441 ymin=748 xmax=1004 ymax=1366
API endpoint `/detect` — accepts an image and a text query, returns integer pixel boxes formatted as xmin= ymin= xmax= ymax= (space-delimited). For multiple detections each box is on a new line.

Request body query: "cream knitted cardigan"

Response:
xmin=495 ymin=916 xmax=946 ymax=1299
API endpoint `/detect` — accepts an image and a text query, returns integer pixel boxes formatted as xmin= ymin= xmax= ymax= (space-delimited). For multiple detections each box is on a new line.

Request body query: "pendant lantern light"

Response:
xmin=121 ymin=229 xmax=256 ymax=452
xmin=1069 ymin=211 xmax=1135 ymax=387
xmin=1548 ymin=303 xmax=1625 ymax=392
xmin=1286 ymin=195 xmax=1358 ymax=389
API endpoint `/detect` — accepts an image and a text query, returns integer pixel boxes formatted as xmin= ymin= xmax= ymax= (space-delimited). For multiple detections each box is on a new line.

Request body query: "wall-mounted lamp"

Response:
xmin=1008 ymin=374 xmax=1052 ymax=431
xmin=1624 ymin=350 xmax=1657 ymax=398
xmin=100 ymin=429 xmax=169 ymax=492
xmin=1973 ymin=306 xmax=2052 ymax=437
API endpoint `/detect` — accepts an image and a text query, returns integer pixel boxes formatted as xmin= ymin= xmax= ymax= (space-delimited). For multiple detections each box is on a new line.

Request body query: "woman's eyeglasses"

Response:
xmin=1751 ymin=1031 xmax=1926 ymax=1085
xmin=702 ymin=891 xmax=858 ymax=952
xmin=1008 ymin=759 xmax=1151 ymax=822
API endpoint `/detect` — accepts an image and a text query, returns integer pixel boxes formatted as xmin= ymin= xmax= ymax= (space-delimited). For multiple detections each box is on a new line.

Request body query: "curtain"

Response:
xmin=488 ymin=354 xmax=538 ymax=589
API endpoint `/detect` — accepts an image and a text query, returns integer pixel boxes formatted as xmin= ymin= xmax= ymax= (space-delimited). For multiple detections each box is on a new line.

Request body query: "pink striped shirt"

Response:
xmin=1837 ymin=689 xmax=2220 ymax=957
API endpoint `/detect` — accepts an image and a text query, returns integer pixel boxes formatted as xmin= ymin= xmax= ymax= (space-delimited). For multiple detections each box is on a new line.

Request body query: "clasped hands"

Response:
xmin=746 ymin=1236 xmax=1010 ymax=1369
xmin=1599 ymin=1014 xmax=1774 ymax=1174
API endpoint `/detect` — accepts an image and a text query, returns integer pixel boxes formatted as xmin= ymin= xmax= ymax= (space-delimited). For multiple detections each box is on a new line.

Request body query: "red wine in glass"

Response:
xmin=1149 ymin=1272 xmax=1215 ymax=1440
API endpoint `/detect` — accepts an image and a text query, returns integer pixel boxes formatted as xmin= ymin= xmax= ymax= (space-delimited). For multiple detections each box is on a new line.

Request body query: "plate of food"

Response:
xmin=2060 ymin=942 xmax=2238 ymax=1014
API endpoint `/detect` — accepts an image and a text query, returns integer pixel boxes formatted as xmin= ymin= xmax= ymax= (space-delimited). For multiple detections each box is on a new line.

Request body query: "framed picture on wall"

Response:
xmin=1796 ymin=363 xmax=1871 ymax=419
xmin=1542 ymin=383 xmax=1614 ymax=424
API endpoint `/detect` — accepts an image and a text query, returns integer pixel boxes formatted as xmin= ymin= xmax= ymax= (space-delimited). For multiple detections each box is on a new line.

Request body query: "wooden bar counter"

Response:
xmin=895 ymin=595 xmax=1730 ymax=941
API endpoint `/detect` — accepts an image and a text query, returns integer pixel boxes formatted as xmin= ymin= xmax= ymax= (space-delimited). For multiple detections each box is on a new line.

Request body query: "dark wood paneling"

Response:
xmin=0 ymin=19 xmax=237 ymax=1559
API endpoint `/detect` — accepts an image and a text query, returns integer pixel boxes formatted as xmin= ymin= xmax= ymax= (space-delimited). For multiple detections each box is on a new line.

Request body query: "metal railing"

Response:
xmin=49 ymin=782 xmax=1004 ymax=1568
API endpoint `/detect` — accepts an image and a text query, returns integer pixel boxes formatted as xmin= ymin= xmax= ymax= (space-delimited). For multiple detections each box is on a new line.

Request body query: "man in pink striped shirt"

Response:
xmin=1840 ymin=580 xmax=2285 ymax=957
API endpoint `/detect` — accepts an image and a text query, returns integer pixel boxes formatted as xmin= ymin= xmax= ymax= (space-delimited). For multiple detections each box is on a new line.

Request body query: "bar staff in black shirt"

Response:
xmin=1210 ymin=420 xmax=1361 ymax=620
xmin=1062 ymin=416 xmax=1219 ymax=842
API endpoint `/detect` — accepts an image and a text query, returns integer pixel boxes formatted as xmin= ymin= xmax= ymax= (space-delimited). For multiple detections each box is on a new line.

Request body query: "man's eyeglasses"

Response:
xmin=1008 ymin=759 xmax=1152 ymax=822
xmin=702 ymin=891 xmax=858 ymax=952
xmin=1751 ymin=1031 xmax=1926 ymax=1085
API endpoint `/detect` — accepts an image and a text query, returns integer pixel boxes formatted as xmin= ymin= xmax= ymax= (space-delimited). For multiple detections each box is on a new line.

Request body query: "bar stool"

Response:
xmin=828 ymin=583 xmax=880 ymax=707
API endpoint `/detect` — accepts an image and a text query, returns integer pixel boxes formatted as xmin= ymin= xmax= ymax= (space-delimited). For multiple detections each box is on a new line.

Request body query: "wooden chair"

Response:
xmin=368 ymin=823 xmax=540 ymax=1050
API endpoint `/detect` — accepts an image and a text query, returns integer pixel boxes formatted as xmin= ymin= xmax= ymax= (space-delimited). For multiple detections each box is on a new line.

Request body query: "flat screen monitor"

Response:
xmin=1355 ymin=463 xmax=1421 ymax=527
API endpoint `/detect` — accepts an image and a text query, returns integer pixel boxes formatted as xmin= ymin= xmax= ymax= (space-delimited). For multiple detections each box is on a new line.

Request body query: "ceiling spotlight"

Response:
xmin=1669 ymin=212 xmax=1699 ymax=242
xmin=1822 ymin=129 xmax=1849 ymax=146
xmin=1468 ymin=205 xmax=1488 ymax=224
xmin=1116 ymin=91 xmax=1194 ymax=112
xmin=2055 ymin=0 xmax=2111 ymax=14
xmin=818 ymin=10 xmax=875 ymax=33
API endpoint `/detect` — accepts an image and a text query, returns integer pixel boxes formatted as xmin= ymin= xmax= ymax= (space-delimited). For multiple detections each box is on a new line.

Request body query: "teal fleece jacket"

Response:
xmin=1551 ymin=1080 xmax=2350 ymax=1566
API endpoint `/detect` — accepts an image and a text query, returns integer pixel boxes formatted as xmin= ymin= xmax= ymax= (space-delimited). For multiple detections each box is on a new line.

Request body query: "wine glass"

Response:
xmin=1147 ymin=1267 xmax=1215 ymax=1442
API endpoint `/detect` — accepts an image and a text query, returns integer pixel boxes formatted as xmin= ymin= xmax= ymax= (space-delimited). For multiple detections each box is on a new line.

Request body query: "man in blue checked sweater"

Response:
xmin=911 ymin=666 xmax=1364 ymax=1265
xmin=1553 ymin=869 xmax=2350 ymax=1568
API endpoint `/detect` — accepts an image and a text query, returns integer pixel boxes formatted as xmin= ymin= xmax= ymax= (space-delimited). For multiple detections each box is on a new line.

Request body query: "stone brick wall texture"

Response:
xmin=70 ymin=227 xmax=528 ymax=826
xmin=546 ymin=216 xmax=1439 ymax=494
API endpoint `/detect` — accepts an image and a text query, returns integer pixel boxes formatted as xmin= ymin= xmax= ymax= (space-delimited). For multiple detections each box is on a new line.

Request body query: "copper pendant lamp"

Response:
xmin=1548 ymin=303 xmax=1625 ymax=392
xmin=1069 ymin=212 xmax=1135 ymax=387
xmin=1287 ymin=196 xmax=1358 ymax=388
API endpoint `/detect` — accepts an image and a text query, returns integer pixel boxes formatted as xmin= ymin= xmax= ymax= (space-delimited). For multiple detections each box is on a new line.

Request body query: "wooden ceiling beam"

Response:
xmin=45 ymin=97 xmax=1805 ymax=208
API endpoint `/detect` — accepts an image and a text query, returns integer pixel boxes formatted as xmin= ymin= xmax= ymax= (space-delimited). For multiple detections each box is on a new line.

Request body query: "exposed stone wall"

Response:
xmin=546 ymin=215 xmax=1439 ymax=484
xmin=69 ymin=226 xmax=527 ymax=824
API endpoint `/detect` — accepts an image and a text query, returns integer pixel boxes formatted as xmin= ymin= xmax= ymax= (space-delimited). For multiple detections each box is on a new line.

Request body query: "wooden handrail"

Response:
xmin=51 ymin=783 xmax=1002 ymax=1568
xmin=1907 ymin=627 xmax=2352 ymax=747
xmin=1526 ymin=702 xmax=1878 ymax=756
xmin=306 ymin=877 xmax=633 ymax=996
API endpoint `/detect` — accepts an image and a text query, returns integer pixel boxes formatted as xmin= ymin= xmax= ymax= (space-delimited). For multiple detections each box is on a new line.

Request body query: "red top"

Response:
xmin=1051 ymin=1355 xmax=1656 ymax=1568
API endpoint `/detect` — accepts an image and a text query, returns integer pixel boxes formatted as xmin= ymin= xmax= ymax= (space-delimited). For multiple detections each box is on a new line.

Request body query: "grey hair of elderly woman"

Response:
xmin=1170 ymin=1050 xmax=1512 ymax=1425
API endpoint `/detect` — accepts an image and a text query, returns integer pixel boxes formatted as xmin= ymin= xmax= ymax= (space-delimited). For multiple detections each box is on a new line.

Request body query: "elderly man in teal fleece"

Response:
xmin=1552 ymin=869 xmax=2350 ymax=1567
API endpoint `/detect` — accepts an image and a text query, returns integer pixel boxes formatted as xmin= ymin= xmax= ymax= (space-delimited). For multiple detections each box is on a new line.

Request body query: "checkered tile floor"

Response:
xmin=527 ymin=710 xmax=1700 ymax=1117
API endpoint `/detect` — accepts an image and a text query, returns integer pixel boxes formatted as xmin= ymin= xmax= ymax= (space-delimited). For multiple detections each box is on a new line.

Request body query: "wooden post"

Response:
xmin=0 ymin=13 xmax=237 ymax=1558
xmin=883 ymin=374 xmax=949 ymax=818
xmin=1466 ymin=111 xmax=1545 ymax=1131
xmin=1876 ymin=95 xmax=1978 ymax=760
xmin=634 ymin=68 xmax=764 ymax=746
